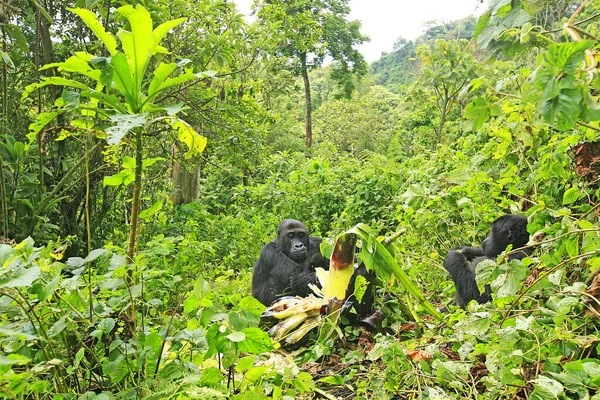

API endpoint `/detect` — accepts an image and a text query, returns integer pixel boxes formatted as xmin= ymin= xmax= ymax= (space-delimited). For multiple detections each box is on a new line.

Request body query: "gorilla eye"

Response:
xmin=298 ymin=232 xmax=305 ymax=238
xmin=287 ymin=232 xmax=294 ymax=238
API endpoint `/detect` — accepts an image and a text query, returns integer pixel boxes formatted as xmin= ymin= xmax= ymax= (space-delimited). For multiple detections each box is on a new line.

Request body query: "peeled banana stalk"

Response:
xmin=262 ymin=233 xmax=358 ymax=344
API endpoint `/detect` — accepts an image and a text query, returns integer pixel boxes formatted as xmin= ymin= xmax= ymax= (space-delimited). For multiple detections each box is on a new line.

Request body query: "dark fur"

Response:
xmin=252 ymin=219 xmax=329 ymax=306
xmin=443 ymin=214 xmax=532 ymax=308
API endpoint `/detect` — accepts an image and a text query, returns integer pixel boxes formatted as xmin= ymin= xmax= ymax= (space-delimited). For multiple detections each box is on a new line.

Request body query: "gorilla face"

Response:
xmin=278 ymin=219 xmax=310 ymax=262
xmin=481 ymin=214 xmax=529 ymax=258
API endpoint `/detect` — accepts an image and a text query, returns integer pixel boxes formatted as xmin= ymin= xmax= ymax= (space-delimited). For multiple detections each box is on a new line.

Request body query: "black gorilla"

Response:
xmin=443 ymin=214 xmax=532 ymax=308
xmin=252 ymin=219 xmax=329 ymax=306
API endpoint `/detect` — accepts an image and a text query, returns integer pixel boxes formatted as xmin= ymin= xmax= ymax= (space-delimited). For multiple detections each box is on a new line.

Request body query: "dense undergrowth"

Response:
xmin=2 ymin=0 xmax=600 ymax=398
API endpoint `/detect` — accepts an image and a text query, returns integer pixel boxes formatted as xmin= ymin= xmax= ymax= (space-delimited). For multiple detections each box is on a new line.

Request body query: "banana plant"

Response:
xmin=23 ymin=5 xmax=213 ymax=264
xmin=263 ymin=223 xmax=443 ymax=346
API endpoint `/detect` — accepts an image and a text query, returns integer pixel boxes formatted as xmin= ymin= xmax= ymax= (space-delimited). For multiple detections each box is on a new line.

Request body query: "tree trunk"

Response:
xmin=127 ymin=127 xmax=143 ymax=266
xmin=169 ymin=145 xmax=201 ymax=206
xmin=300 ymin=53 xmax=313 ymax=148
xmin=436 ymin=96 xmax=449 ymax=145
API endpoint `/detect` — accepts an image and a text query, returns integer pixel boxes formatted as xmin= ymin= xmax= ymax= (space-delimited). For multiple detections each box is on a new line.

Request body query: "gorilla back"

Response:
xmin=252 ymin=219 xmax=328 ymax=306
xmin=443 ymin=214 xmax=532 ymax=308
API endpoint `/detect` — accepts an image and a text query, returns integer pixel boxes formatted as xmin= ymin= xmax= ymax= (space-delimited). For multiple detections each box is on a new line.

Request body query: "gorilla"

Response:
xmin=252 ymin=219 xmax=329 ymax=306
xmin=443 ymin=214 xmax=532 ymax=308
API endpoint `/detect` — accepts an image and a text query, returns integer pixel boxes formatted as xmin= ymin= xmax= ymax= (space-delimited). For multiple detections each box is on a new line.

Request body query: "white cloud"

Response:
xmin=232 ymin=0 xmax=488 ymax=62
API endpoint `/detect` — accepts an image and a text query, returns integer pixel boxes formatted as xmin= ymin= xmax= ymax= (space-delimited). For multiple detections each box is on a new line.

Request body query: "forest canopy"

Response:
xmin=1 ymin=0 xmax=600 ymax=398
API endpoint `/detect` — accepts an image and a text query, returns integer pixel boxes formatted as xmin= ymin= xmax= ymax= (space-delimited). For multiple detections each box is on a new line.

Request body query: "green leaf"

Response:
xmin=199 ymin=367 xmax=223 ymax=386
xmin=545 ymin=41 xmax=594 ymax=72
xmin=69 ymin=8 xmax=117 ymax=56
xmin=23 ymin=77 xmax=89 ymax=100
xmin=464 ymin=97 xmax=490 ymax=131
xmin=103 ymin=170 xmax=135 ymax=187
xmin=0 ymin=328 xmax=37 ymax=341
xmin=539 ymin=88 xmax=581 ymax=131
xmin=110 ymin=53 xmax=136 ymax=107
xmin=139 ymin=201 xmax=163 ymax=220
xmin=142 ymin=157 xmax=165 ymax=168
xmin=47 ymin=316 xmax=68 ymax=338
xmin=562 ymin=187 xmax=580 ymax=205
xmin=238 ymin=328 xmax=274 ymax=354
xmin=169 ymin=118 xmax=207 ymax=158
xmin=104 ymin=358 xmax=130 ymax=383
xmin=41 ymin=53 xmax=101 ymax=82
xmin=116 ymin=5 xmax=185 ymax=95
xmin=122 ymin=156 xmax=136 ymax=169
xmin=38 ymin=276 xmax=59 ymax=302
xmin=0 ymin=266 xmax=41 ymax=288
xmin=0 ymin=354 xmax=31 ymax=366
xmin=105 ymin=113 xmax=147 ymax=145
xmin=147 ymin=62 xmax=178 ymax=100
xmin=565 ymin=236 xmax=579 ymax=258
xmin=345 ymin=224 xmax=443 ymax=321
xmin=581 ymin=90 xmax=600 ymax=121
xmin=27 ymin=111 xmax=61 ymax=143
xmin=84 ymin=248 xmax=109 ymax=262
xmin=530 ymin=376 xmax=564 ymax=400
xmin=226 ymin=331 xmax=246 ymax=343
xmin=319 ymin=375 xmax=344 ymax=385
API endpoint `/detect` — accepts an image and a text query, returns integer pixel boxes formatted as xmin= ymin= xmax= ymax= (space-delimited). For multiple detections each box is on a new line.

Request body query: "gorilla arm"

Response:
xmin=443 ymin=250 xmax=491 ymax=308
xmin=252 ymin=242 xmax=304 ymax=306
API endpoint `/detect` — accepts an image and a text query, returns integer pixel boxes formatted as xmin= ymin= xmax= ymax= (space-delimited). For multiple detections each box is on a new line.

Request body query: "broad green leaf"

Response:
xmin=139 ymin=201 xmax=162 ymax=219
xmin=142 ymin=157 xmax=165 ymax=168
xmin=1 ymin=51 xmax=15 ymax=69
xmin=464 ymin=97 xmax=491 ymax=131
xmin=545 ymin=41 xmax=594 ymax=72
xmin=169 ymin=119 xmax=207 ymax=158
xmin=23 ymin=77 xmax=89 ymax=100
xmin=0 ymin=266 xmax=41 ymax=288
xmin=0 ymin=328 xmax=37 ymax=341
xmin=27 ymin=111 xmax=61 ymax=143
xmin=80 ymin=90 xmax=126 ymax=114
xmin=237 ymin=328 xmax=274 ymax=354
xmin=104 ymin=358 xmax=130 ymax=383
xmin=565 ymin=236 xmax=579 ymax=258
xmin=41 ymin=53 xmax=101 ymax=81
xmin=530 ymin=376 xmax=564 ymax=400
xmin=69 ymin=8 xmax=117 ymax=56
xmin=47 ymin=316 xmax=68 ymax=337
xmin=146 ymin=68 xmax=201 ymax=105
xmin=105 ymin=113 xmax=147 ymax=145
xmin=103 ymin=171 xmax=134 ymax=187
xmin=562 ymin=187 xmax=580 ymax=205
xmin=226 ymin=331 xmax=246 ymax=342
xmin=38 ymin=276 xmax=60 ymax=302
xmin=345 ymin=224 xmax=443 ymax=321
xmin=116 ymin=6 xmax=185 ymax=96
xmin=540 ymin=88 xmax=581 ymax=131
xmin=84 ymin=248 xmax=109 ymax=262
xmin=235 ymin=356 xmax=256 ymax=372
xmin=0 ymin=354 xmax=31 ymax=366
xmin=152 ymin=18 xmax=187 ymax=51
xmin=122 ymin=156 xmax=136 ymax=169
xmin=110 ymin=53 xmax=136 ymax=107
xmin=116 ymin=5 xmax=153 ymax=92
xmin=147 ymin=63 xmax=178 ymax=100
xmin=582 ymin=90 xmax=600 ymax=121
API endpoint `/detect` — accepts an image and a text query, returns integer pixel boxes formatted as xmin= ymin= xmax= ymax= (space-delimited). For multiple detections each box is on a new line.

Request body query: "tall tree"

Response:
xmin=256 ymin=0 xmax=368 ymax=147
xmin=415 ymin=39 xmax=475 ymax=145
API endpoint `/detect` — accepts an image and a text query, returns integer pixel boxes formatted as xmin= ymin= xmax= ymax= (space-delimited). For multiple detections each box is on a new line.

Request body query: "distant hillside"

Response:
xmin=370 ymin=16 xmax=477 ymax=92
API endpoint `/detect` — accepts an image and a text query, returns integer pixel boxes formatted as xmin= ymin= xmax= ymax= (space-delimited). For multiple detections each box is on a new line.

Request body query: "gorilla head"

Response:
xmin=480 ymin=214 xmax=529 ymax=258
xmin=443 ymin=214 xmax=532 ymax=308
xmin=278 ymin=219 xmax=310 ymax=262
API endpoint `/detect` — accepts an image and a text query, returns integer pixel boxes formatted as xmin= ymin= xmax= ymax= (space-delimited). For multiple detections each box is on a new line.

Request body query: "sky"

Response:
xmin=233 ymin=0 xmax=489 ymax=62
